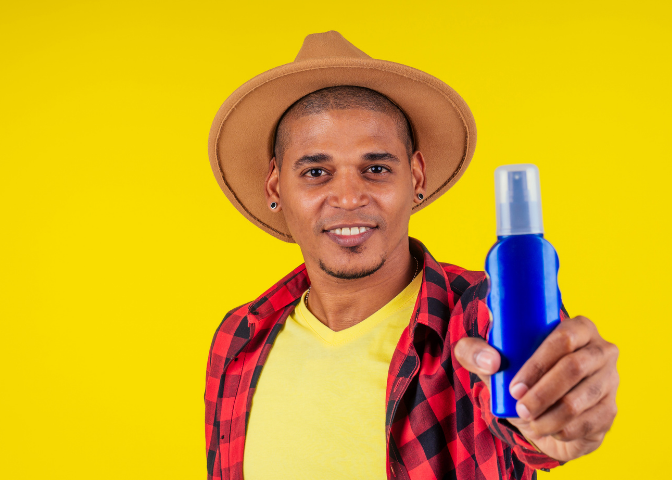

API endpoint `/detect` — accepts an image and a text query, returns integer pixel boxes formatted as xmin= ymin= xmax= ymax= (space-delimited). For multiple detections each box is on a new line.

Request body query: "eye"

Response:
xmin=307 ymin=168 xmax=326 ymax=177
xmin=366 ymin=165 xmax=389 ymax=174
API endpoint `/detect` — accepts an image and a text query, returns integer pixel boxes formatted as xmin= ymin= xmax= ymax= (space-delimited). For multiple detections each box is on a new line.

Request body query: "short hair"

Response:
xmin=273 ymin=86 xmax=414 ymax=168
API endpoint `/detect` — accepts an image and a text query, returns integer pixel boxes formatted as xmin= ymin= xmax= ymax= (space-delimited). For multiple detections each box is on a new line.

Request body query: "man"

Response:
xmin=204 ymin=31 xmax=619 ymax=480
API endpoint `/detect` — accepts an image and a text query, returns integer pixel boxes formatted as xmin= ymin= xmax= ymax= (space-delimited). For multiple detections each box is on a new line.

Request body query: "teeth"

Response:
xmin=330 ymin=226 xmax=371 ymax=236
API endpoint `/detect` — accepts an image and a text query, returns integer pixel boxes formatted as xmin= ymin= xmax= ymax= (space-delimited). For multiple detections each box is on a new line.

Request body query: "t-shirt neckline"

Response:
xmin=296 ymin=273 xmax=423 ymax=346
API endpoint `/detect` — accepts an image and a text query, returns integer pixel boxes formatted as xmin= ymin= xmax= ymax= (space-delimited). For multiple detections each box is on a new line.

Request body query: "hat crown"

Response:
xmin=294 ymin=30 xmax=371 ymax=62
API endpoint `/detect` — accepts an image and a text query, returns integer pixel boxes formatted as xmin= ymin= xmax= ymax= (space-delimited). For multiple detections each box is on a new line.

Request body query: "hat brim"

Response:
xmin=208 ymin=57 xmax=477 ymax=242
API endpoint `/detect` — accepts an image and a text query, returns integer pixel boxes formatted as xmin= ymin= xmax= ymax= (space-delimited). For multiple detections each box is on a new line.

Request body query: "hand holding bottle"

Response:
xmin=454 ymin=315 xmax=619 ymax=463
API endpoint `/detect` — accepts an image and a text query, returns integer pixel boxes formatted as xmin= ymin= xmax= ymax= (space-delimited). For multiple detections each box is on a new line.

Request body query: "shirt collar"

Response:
xmin=247 ymin=237 xmax=454 ymax=349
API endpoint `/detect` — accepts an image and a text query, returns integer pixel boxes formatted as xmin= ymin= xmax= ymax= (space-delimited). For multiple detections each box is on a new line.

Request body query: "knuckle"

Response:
xmin=587 ymin=343 xmax=604 ymax=360
xmin=586 ymin=381 xmax=603 ymax=402
xmin=581 ymin=419 xmax=594 ymax=437
xmin=579 ymin=315 xmax=597 ymax=333
xmin=529 ymin=359 xmax=547 ymax=379
xmin=571 ymin=315 xmax=588 ymax=331
xmin=609 ymin=401 xmax=618 ymax=420
xmin=612 ymin=370 xmax=620 ymax=388
xmin=564 ymin=355 xmax=585 ymax=379
xmin=556 ymin=328 xmax=577 ymax=352
xmin=520 ymin=358 xmax=547 ymax=385
xmin=560 ymin=395 xmax=582 ymax=417
xmin=606 ymin=342 xmax=619 ymax=360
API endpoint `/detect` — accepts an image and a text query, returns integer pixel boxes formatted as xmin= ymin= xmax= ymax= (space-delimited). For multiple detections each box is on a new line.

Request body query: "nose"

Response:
xmin=326 ymin=170 xmax=369 ymax=210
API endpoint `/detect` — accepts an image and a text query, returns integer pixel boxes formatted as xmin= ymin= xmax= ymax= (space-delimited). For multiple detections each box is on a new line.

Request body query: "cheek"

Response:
xmin=373 ymin=190 xmax=413 ymax=227
xmin=281 ymin=190 xmax=323 ymax=239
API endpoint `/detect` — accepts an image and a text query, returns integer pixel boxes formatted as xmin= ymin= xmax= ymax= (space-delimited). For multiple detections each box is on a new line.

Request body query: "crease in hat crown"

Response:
xmin=294 ymin=31 xmax=371 ymax=62
xmin=208 ymin=30 xmax=477 ymax=243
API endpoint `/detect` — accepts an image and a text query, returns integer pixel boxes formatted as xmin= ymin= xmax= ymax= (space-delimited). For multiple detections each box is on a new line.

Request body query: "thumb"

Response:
xmin=453 ymin=337 xmax=501 ymax=384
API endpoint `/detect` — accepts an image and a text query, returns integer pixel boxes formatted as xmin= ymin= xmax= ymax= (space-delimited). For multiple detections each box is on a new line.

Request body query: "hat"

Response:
xmin=208 ymin=30 xmax=477 ymax=242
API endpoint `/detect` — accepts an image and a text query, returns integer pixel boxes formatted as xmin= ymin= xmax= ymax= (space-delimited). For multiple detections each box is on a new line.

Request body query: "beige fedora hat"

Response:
xmin=208 ymin=30 xmax=477 ymax=242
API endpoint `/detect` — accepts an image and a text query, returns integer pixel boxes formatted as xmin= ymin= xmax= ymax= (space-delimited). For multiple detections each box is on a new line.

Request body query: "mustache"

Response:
xmin=314 ymin=213 xmax=387 ymax=233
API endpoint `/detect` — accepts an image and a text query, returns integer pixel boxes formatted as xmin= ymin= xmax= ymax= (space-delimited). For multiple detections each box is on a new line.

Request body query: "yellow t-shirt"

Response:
xmin=243 ymin=273 xmax=423 ymax=480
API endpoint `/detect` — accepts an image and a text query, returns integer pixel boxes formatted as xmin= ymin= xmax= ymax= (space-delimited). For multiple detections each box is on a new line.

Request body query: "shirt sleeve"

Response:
xmin=468 ymin=278 xmax=570 ymax=471
xmin=204 ymin=303 xmax=253 ymax=480
xmin=205 ymin=326 xmax=223 ymax=480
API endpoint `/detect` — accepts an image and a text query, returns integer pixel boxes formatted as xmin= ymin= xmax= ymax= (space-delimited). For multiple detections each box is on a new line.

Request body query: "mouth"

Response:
xmin=323 ymin=225 xmax=377 ymax=247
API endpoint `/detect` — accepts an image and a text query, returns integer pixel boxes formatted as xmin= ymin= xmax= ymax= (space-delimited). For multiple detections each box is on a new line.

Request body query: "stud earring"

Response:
xmin=270 ymin=202 xmax=278 ymax=209
xmin=417 ymin=193 xmax=424 ymax=200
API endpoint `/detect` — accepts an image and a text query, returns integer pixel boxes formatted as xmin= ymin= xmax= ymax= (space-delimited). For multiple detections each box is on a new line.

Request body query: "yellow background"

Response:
xmin=2 ymin=1 xmax=670 ymax=478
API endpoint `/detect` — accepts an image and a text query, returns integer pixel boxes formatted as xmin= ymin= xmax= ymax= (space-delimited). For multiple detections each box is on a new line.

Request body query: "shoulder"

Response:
xmin=438 ymin=262 xmax=488 ymax=300
xmin=207 ymin=302 xmax=253 ymax=364
xmin=436 ymin=263 xmax=490 ymax=339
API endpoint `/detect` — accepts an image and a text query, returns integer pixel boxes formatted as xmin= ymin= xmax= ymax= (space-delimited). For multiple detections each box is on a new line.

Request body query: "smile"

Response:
xmin=326 ymin=226 xmax=372 ymax=236
xmin=323 ymin=225 xmax=377 ymax=247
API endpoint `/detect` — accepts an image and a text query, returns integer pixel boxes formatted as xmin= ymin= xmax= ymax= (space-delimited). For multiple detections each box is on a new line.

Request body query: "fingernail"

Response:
xmin=516 ymin=402 xmax=531 ymax=420
xmin=510 ymin=383 xmax=528 ymax=400
xmin=476 ymin=351 xmax=495 ymax=371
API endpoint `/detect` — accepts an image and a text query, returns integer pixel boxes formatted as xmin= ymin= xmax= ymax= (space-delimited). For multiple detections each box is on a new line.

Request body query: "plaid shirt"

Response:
xmin=205 ymin=237 xmax=569 ymax=480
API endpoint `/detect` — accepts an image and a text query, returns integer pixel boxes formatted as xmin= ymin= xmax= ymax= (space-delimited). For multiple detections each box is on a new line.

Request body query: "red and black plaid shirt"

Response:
xmin=205 ymin=237 xmax=569 ymax=479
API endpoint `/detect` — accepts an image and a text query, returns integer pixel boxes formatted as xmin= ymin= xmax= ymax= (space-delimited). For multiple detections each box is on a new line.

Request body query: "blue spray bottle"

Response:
xmin=485 ymin=164 xmax=562 ymax=418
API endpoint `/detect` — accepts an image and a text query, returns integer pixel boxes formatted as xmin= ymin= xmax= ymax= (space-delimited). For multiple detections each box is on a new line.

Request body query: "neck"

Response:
xmin=303 ymin=237 xmax=417 ymax=332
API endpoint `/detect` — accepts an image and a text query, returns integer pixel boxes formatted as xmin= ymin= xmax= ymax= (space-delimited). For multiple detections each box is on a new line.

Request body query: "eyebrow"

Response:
xmin=292 ymin=153 xmax=332 ymax=171
xmin=363 ymin=152 xmax=401 ymax=163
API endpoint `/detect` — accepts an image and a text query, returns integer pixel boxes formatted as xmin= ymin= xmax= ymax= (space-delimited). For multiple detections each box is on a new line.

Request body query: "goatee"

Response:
xmin=318 ymin=256 xmax=387 ymax=280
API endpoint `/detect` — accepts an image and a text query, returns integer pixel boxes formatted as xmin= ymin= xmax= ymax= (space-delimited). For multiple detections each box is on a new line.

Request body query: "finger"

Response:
xmin=453 ymin=337 xmax=501 ymax=379
xmin=549 ymin=394 xmax=618 ymax=443
xmin=516 ymin=342 xmax=611 ymax=420
xmin=509 ymin=316 xmax=595 ymax=398
xmin=502 ymin=415 xmax=532 ymax=436
xmin=524 ymin=365 xmax=619 ymax=436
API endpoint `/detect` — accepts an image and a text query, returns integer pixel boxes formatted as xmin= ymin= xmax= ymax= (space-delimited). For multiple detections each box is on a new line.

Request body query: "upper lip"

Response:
xmin=323 ymin=223 xmax=377 ymax=231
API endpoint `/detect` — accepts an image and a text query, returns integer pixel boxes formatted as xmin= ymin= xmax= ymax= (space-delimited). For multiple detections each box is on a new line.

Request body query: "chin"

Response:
xmin=318 ymin=255 xmax=386 ymax=280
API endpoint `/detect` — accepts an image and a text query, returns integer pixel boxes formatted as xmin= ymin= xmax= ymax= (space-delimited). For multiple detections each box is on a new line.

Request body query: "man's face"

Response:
xmin=268 ymin=108 xmax=425 ymax=279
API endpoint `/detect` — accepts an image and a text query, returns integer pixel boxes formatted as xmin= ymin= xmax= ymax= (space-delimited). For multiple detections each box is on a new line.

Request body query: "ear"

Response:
xmin=264 ymin=157 xmax=282 ymax=211
xmin=410 ymin=151 xmax=427 ymax=204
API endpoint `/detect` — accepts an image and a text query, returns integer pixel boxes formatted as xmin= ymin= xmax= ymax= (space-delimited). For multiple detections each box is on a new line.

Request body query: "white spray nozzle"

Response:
xmin=495 ymin=164 xmax=544 ymax=236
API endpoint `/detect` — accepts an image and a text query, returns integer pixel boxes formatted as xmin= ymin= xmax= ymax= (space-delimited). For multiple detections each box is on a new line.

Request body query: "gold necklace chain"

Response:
xmin=304 ymin=255 xmax=420 ymax=309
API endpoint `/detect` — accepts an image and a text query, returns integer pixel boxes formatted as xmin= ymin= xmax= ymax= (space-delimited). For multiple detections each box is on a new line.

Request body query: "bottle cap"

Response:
xmin=495 ymin=164 xmax=544 ymax=236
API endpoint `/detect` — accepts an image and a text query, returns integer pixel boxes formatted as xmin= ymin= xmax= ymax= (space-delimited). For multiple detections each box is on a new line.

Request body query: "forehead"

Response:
xmin=284 ymin=108 xmax=403 ymax=148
